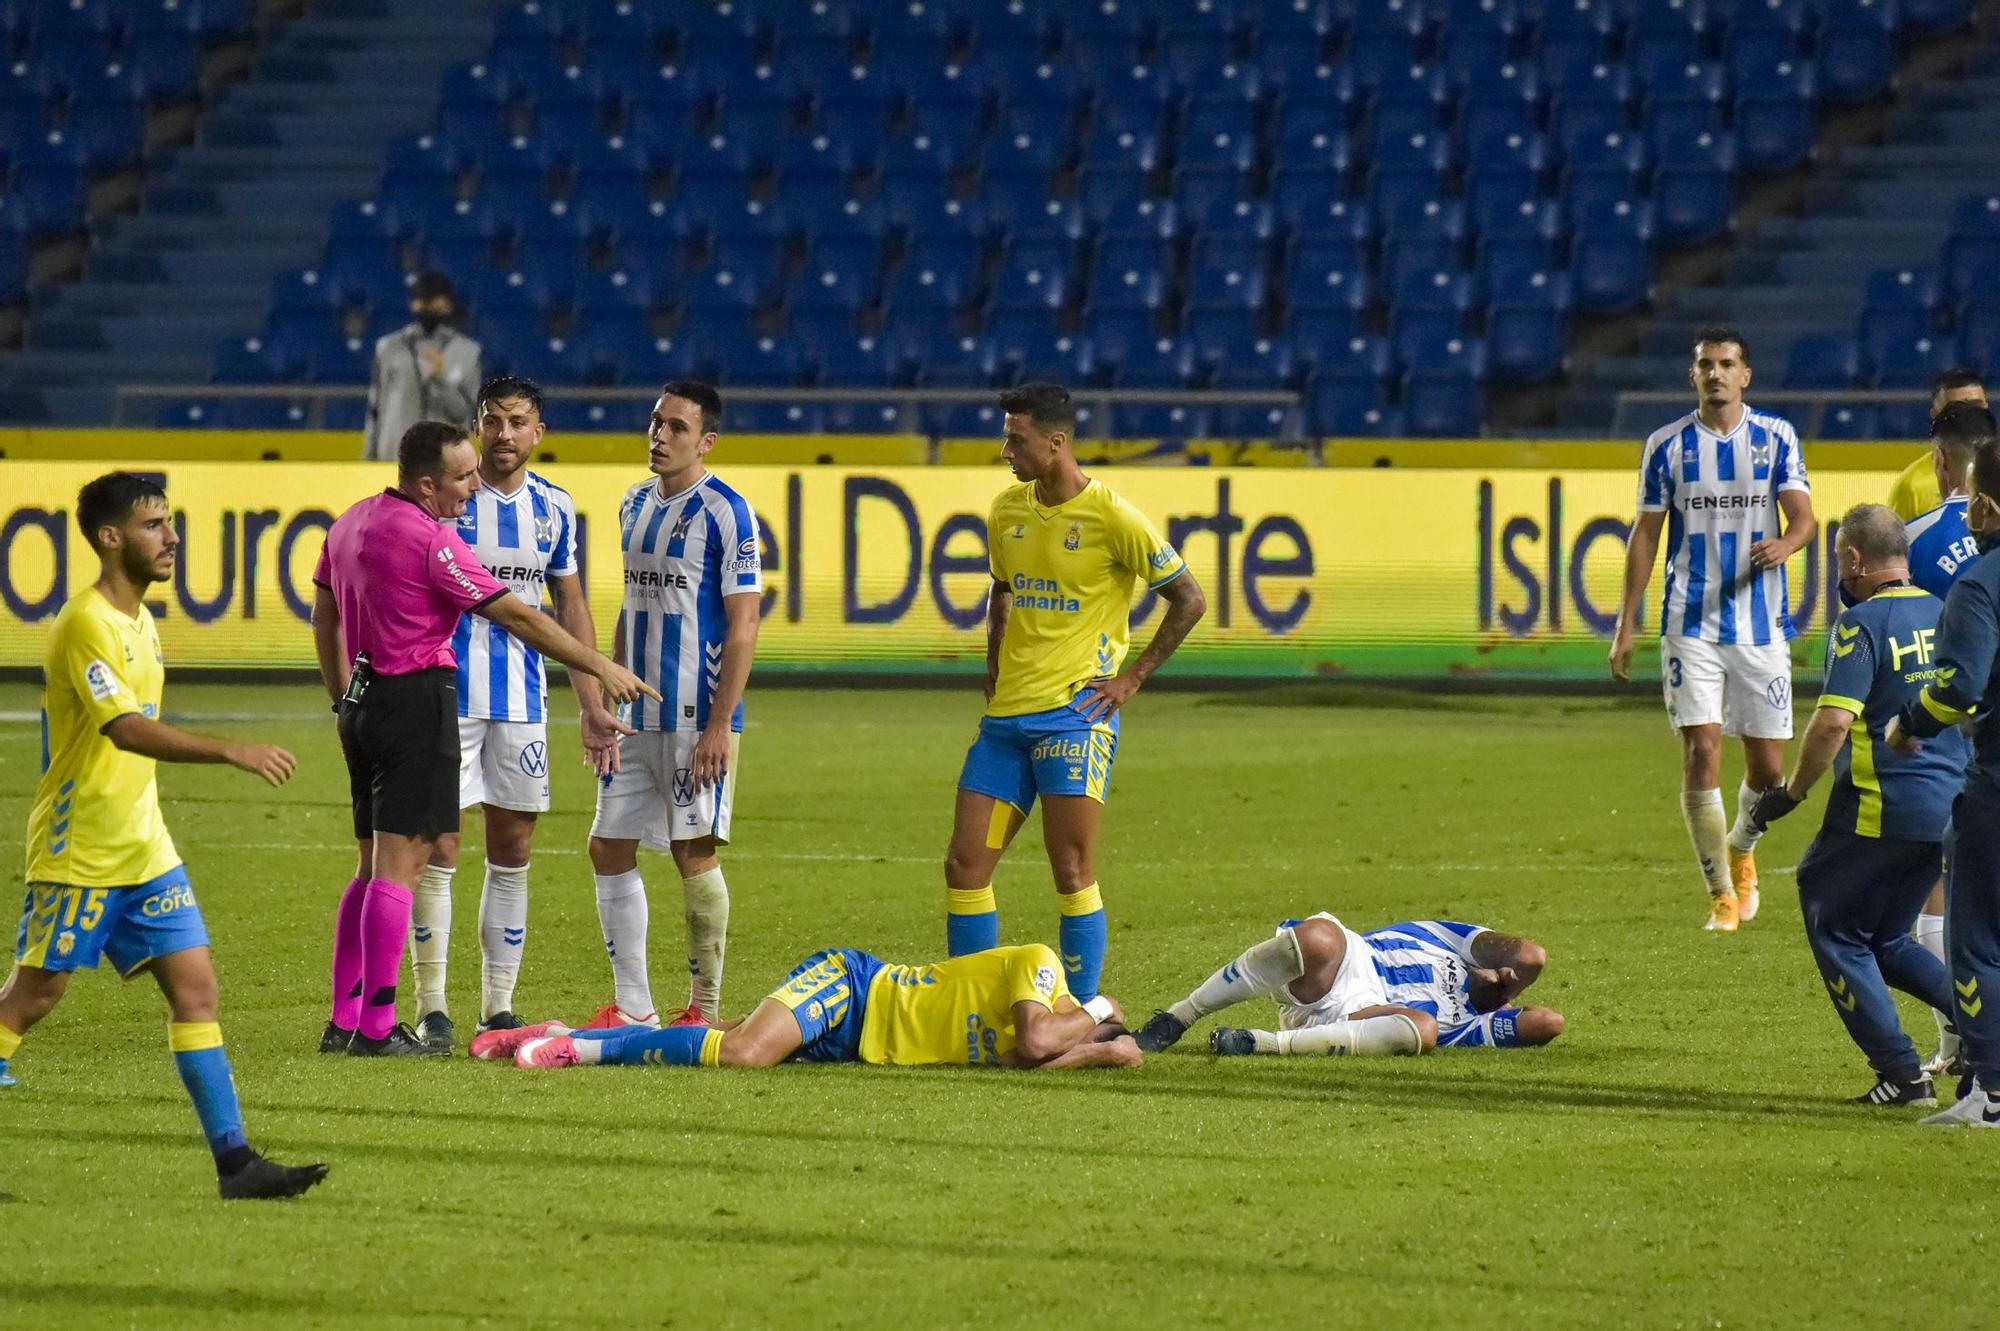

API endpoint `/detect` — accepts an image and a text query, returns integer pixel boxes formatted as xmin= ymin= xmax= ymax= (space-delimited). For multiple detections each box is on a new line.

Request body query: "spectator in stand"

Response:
xmin=364 ymin=272 xmax=481 ymax=462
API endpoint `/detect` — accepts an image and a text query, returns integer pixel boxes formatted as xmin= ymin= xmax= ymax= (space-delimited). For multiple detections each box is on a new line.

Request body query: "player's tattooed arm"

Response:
xmin=1076 ymin=569 xmax=1207 ymax=720
xmin=984 ymin=578 xmax=1010 ymax=702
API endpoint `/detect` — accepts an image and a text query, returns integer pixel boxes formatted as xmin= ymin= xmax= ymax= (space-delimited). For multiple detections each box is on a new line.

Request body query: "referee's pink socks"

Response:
xmin=357 ymin=878 xmax=415 ymax=1041
xmin=328 ymin=876 xmax=368 ymax=1030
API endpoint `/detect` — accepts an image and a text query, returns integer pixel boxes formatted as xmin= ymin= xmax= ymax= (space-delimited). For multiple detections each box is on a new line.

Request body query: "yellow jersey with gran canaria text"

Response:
xmin=986 ymin=479 xmax=1186 ymax=717
xmin=27 ymin=587 xmax=179 ymax=888
xmin=857 ymin=943 xmax=1072 ymax=1066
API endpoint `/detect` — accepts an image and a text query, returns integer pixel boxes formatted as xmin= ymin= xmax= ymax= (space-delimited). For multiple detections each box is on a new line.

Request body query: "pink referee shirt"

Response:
xmin=313 ymin=489 xmax=505 ymax=676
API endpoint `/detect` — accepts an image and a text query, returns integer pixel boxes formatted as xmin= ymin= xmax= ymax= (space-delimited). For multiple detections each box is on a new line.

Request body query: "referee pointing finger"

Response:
xmin=310 ymin=421 xmax=657 ymax=1056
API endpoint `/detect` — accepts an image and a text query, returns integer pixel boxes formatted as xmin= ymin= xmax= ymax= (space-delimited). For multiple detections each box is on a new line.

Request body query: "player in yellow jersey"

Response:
xmin=469 ymin=942 xmax=1142 ymax=1071
xmin=941 ymin=383 xmax=1207 ymax=1003
xmin=0 ymin=472 xmax=327 ymax=1200
xmin=1887 ymin=369 xmax=1986 ymax=521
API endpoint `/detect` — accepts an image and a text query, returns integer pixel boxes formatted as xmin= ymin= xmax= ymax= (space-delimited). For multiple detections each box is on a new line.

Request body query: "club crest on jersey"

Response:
xmin=534 ymin=515 xmax=555 ymax=547
xmin=1750 ymin=437 xmax=1772 ymax=469
xmin=669 ymin=508 xmax=696 ymax=544
xmin=672 ymin=767 xmax=695 ymax=807
xmin=1009 ymin=524 xmax=1025 ymax=539
xmin=1064 ymin=521 xmax=1081 ymax=551
xmin=55 ymin=930 xmax=75 ymax=957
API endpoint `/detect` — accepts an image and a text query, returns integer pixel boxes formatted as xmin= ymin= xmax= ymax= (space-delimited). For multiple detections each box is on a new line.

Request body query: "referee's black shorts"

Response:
xmin=337 ymin=667 xmax=459 ymax=841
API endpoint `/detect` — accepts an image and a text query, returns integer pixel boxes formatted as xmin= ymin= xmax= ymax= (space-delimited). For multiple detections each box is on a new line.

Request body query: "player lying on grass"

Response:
xmin=1133 ymin=914 xmax=1565 ymax=1056
xmin=469 ymin=942 xmax=1141 ymax=1071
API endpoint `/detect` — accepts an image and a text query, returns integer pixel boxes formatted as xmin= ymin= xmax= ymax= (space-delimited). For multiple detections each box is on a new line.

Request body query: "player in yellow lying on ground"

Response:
xmin=470 ymin=942 xmax=1143 ymax=1070
xmin=0 ymin=471 xmax=327 ymax=1199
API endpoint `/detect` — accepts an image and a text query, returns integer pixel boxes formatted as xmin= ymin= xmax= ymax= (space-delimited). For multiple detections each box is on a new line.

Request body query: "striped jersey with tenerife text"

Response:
xmin=449 ymin=471 xmax=577 ymax=722
xmin=615 ymin=471 xmax=762 ymax=733
xmin=1637 ymin=406 xmax=1810 ymax=645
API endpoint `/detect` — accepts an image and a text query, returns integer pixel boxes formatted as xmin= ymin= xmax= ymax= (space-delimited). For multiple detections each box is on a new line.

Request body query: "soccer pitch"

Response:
xmin=1 ymin=681 xmax=1993 ymax=1330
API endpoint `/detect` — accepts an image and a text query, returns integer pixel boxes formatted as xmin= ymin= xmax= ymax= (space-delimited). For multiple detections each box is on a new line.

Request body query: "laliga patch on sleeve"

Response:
xmin=1034 ymin=964 xmax=1058 ymax=997
xmin=84 ymin=659 xmax=121 ymax=701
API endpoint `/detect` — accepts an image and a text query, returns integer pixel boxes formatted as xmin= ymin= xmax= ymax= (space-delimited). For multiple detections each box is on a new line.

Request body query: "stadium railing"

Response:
xmin=1610 ymin=388 xmax=1932 ymax=441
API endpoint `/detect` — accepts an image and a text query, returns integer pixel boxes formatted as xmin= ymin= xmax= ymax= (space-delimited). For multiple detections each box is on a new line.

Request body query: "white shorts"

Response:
xmin=1660 ymin=635 xmax=1794 ymax=738
xmin=1275 ymin=912 xmax=1389 ymax=1032
xmin=589 ymin=730 xmax=738 ymax=850
xmin=459 ymin=718 xmax=551 ymax=813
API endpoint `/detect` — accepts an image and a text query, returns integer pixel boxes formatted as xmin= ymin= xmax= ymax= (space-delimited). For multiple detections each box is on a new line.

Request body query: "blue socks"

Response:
xmin=946 ymin=886 xmax=999 ymax=955
xmin=169 ymin=1022 xmax=247 ymax=1158
xmin=572 ymin=1024 xmax=720 ymax=1066
xmin=1058 ymin=883 xmax=1107 ymax=1001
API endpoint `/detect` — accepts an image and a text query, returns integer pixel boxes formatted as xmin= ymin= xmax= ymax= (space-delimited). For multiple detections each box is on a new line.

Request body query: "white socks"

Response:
xmin=1681 ymin=789 xmax=1733 ymax=896
xmin=1168 ymin=930 xmax=1306 ymax=1028
xmin=479 ymin=860 xmax=529 ymax=1020
xmin=595 ymin=870 xmax=654 ymax=1019
xmin=1252 ymin=1014 xmax=1425 ymax=1057
xmin=1915 ymin=911 xmax=1946 ymax=963
xmin=682 ymin=866 xmax=730 ymax=1021
xmin=410 ymin=863 xmax=454 ymax=1017
xmin=1727 ymin=779 xmax=1767 ymax=855
xmin=1916 ymin=912 xmax=1959 ymax=1054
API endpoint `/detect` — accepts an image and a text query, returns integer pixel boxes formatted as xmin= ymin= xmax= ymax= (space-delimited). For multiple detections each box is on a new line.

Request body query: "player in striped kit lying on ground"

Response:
xmin=1132 ymin=914 xmax=1565 ymax=1057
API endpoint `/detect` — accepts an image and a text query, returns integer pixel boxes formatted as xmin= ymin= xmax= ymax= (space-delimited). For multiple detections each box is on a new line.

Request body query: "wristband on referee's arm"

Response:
xmin=1082 ymin=995 xmax=1115 ymax=1024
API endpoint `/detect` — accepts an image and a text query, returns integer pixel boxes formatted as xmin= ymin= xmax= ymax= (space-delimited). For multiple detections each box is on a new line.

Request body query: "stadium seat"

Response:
xmin=1783 ymin=334 xmax=1865 ymax=389
xmin=1654 ymin=166 xmax=1734 ymax=244
xmin=1570 ymin=234 xmax=1652 ymax=312
xmin=1817 ymin=29 xmax=1894 ymax=104
xmin=1487 ymin=305 xmax=1567 ymax=383
xmin=999 ymin=328 xmax=1092 ymax=385
xmin=1403 ymin=370 xmax=1484 ymax=436
xmin=1734 ymin=91 xmax=1816 ymax=173
xmin=1107 ymin=402 xmax=1209 ymax=439
xmin=1862 ymin=266 xmax=1941 ymax=321
xmin=1960 ymin=308 xmax=2000 ymax=378
xmin=1874 ymin=333 xmax=1958 ymax=389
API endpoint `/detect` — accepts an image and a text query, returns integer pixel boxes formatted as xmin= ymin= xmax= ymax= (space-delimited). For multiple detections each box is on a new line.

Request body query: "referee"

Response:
xmin=311 ymin=421 xmax=655 ymax=1056
xmin=1889 ymin=435 xmax=2000 ymax=1125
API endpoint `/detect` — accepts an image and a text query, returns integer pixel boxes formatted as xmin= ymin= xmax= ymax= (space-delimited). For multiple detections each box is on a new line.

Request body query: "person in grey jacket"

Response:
xmin=364 ymin=271 xmax=482 ymax=461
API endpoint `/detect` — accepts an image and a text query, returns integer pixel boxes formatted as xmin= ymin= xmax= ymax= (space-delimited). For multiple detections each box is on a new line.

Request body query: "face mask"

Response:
xmin=417 ymin=312 xmax=446 ymax=334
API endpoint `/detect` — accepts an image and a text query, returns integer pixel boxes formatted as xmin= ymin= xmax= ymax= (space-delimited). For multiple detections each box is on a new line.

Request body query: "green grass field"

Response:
xmin=1 ymin=680 xmax=1993 ymax=1330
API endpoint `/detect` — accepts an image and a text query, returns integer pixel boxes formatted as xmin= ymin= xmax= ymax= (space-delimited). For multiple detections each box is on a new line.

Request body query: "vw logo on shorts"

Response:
xmin=672 ymin=767 xmax=696 ymax=807
xmin=518 ymin=741 xmax=548 ymax=777
xmin=1765 ymin=676 xmax=1791 ymax=710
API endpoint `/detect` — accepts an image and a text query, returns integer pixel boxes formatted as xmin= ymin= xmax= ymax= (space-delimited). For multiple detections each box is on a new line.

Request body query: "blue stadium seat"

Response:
xmin=1734 ymin=90 xmax=1815 ymax=172
xmin=1655 ymin=166 xmax=1735 ymax=244
xmin=1551 ymin=93 xmax=1630 ymax=157
xmin=1859 ymin=308 xmax=1931 ymax=368
xmin=881 ymin=261 xmax=970 ymax=320
xmin=988 ymin=238 xmax=1074 ymax=311
xmin=1085 ymin=251 xmax=1171 ymax=315
xmin=906 ymin=329 xmax=998 ymax=386
xmin=1487 ymin=266 xmax=1571 ymax=310
xmin=1879 ymin=400 xmax=1935 ymax=440
xmin=1403 ymin=370 xmax=1484 ymax=436
xmin=1904 ymin=0 xmax=1975 ymax=32
xmin=731 ymin=400 xmax=827 ymax=433
xmin=1345 ymin=33 xmax=1421 ymax=96
xmin=1203 ymin=327 xmax=1296 ymax=388
xmin=1079 ymin=115 xmax=1163 ymax=173
xmin=717 ymin=330 xmax=812 ymax=386
xmin=2 ymin=155 xmax=85 ymax=237
xmin=1783 ymin=334 xmax=1864 ymax=389
xmin=1285 ymin=245 xmax=1371 ymax=316
xmin=1306 ymin=370 xmax=1392 ymax=434
xmin=1817 ymin=404 xmax=1884 ymax=440
xmin=1818 ymin=29 xmax=1894 ymax=104
xmin=212 ymin=333 xmax=301 ymax=384
xmin=1207 ymin=403 xmax=1303 ymax=438
xmin=1479 ymin=235 xmax=1564 ymax=289
xmin=1487 ymin=305 xmax=1567 ymax=383
xmin=924 ymin=401 xmax=1007 ymax=438
xmin=1107 ymin=402 xmax=1209 ymax=439
xmin=1863 ymin=266 xmax=1940 ymax=319
xmin=1096 ymin=330 xmax=1195 ymax=387
xmin=543 ymin=399 xmax=653 ymax=434
xmin=1461 ymin=91 xmax=1539 ymax=148
xmin=1960 ymin=308 xmax=2000 ymax=378
xmin=122 ymin=30 xmax=201 ymax=102
xmin=1569 ymin=234 xmax=1651 ymax=311
xmin=823 ymin=400 xmax=914 ymax=433
xmin=1874 ymin=333 xmax=1958 ymax=389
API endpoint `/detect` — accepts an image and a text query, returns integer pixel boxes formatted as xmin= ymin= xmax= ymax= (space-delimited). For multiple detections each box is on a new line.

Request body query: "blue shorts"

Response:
xmin=768 ymin=948 xmax=883 ymax=1063
xmin=13 ymin=866 xmax=208 ymax=977
xmin=957 ymin=697 xmax=1120 ymax=814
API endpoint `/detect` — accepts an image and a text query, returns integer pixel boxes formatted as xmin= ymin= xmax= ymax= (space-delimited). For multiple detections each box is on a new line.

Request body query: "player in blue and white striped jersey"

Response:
xmin=584 ymin=381 xmax=762 ymax=1031
xmin=1609 ymin=328 xmax=1817 ymax=934
xmin=1132 ymin=913 xmax=1565 ymax=1056
xmin=412 ymin=377 xmax=623 ymax=1049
